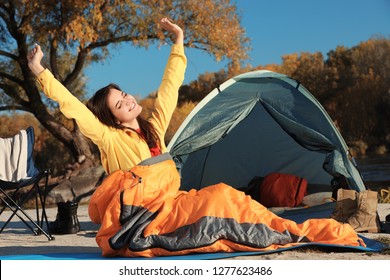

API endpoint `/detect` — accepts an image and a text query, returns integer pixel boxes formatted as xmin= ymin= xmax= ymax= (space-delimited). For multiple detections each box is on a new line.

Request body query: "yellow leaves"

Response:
xmin=176 ymin=0 xmax=249 ymax=63
xmin=12 ymin=0 xmax=249 ymax=69
xmin=60 ymin=1 xmax=110 ymax=47
xmin=257 ymin=64 xmax=282 ymax=73
xmin=138 ymin=95 xmax=197 ymax=143
xmin=65 ymin=15 xmax=99 ymax=47
xmin=139 ymin=96 xmax=156 ymax=119
xmin=166 ymin=101 xmax=197 ymax=144
xmin=281 ymin=53 xmax=300 ymax=75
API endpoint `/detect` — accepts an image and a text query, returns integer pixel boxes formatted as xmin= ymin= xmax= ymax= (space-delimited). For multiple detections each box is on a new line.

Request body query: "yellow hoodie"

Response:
xmin=36 ymin=44 xmax=186 ymax=174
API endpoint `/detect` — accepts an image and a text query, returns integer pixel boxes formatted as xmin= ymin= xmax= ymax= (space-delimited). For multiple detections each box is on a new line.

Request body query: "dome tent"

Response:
xmin=168 ymin=70 xmax=366 ymax=199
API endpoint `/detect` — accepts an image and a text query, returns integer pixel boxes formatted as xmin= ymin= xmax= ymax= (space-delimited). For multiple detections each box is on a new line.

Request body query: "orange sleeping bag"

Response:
xmin=88 ymin=153 xmax=364 ymax=257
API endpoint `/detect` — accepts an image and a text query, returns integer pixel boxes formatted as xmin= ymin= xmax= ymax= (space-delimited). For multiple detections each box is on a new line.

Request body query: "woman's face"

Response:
xmin=106 ymin=88 xmax=142 ymax=128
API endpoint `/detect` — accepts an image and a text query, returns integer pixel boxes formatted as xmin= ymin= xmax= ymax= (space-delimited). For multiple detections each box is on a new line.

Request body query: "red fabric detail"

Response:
xmin=149 ymin=146 xmax=161 ymax=157
xmin=258 ymin=173 xmax=308 ymax=207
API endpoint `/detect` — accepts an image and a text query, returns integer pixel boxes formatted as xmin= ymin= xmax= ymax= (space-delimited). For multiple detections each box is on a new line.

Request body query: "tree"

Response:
xmin=279 ymin=52 xmax=328 ymax=100
xmin=0 ymin=0 xmax=250 ymax=170
xmin=178 ymin=69 xmax=229 ymax=105
xmin=327 ymin=38 xmax=390 ymax=148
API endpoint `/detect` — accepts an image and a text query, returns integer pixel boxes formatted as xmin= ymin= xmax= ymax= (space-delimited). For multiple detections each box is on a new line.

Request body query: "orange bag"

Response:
xmin=257 ymin=173 xmax=308 ymax=208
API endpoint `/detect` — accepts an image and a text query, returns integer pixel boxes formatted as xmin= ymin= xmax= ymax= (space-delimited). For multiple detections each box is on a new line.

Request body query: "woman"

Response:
xmin=28 ymin=18 xmax=365 ymax=258
xmin=27 ymin=18 xmax=186 ymax=174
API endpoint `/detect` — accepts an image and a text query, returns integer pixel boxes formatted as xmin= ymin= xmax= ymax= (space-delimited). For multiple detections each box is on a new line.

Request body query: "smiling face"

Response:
xmin=106 ymin=88 xmax=142 ymax=129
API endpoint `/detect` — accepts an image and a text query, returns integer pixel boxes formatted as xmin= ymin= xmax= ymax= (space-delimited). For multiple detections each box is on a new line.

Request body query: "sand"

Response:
xmin=1 ymin=204 xmax=389 ymax=260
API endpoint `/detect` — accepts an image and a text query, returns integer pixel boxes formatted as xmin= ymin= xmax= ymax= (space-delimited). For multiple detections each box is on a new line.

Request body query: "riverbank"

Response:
xmin=357 ymin=153 xmax=390 ymax=191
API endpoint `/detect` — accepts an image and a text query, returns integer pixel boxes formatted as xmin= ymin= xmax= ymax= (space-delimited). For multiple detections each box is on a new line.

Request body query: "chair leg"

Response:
xmin=1 ymin=186 xmax=35 ymax=229
xmin=40 ymin=172 xmax=51 ymax=228
xmin=0 ymin=181 xmax=54 ymax=241
xmin=33 ymin=172 xmax=54 ymax=240
xmin=0 ymin=193 xmax=40 ymax=235
xmin=34 ymin=174 xmax=54 ymax=240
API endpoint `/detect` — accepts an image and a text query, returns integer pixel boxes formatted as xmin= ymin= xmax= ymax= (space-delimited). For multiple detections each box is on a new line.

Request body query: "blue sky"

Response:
xmin=85 ymin=0 xmax=390 ymax=98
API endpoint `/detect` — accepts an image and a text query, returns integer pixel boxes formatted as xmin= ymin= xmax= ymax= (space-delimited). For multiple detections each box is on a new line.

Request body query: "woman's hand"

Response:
xmin=159 ymin=18 xmax=184 ymax=45
xmin=27 ymin=44 xmax=45 ymax=76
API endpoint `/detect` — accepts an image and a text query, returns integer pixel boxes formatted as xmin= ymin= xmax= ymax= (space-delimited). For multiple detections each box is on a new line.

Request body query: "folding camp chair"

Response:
xmin=0 ymin=126 xmax=53 ymax=240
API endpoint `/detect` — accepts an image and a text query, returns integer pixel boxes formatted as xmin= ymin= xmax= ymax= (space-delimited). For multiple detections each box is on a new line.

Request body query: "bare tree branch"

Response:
xmin=63 ymin=49 xmax=87 ymax=86
xmin=0 ymin=49 xmax=18 ymax=61
xmin=50 ymin=39 xmax=61 ymax=80
xmin=0 ymin=71 xmax=25 ymax=88
xmin=86 ymin=34 xmax=159 ymax=50
xmin=0 ymin=104 xmax=31 ymax=112
xmin=0 ymin=82 xmax=29 ymax=107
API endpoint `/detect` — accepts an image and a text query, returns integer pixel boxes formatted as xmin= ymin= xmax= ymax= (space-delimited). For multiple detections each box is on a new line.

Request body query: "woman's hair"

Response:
xmin=86 ymin=83 xmax=160 ymax=149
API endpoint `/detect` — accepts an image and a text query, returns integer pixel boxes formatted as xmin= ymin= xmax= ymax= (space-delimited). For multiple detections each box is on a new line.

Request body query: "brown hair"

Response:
xmin=86 ymin=83 xmax=160 ymax=149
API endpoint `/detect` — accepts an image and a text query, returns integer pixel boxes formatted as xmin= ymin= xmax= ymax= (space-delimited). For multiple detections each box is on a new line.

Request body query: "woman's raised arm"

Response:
xmin=27 ymin=43 xmax=45 ymax=76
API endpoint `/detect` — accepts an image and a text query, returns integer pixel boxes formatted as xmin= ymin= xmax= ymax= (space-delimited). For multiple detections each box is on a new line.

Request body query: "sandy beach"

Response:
xmin=0 ymin=203 xmax=389 ymax=260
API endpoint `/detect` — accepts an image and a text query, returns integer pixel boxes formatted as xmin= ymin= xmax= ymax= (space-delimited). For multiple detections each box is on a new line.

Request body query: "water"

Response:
xmin=355 ymin=154 xmax=390 ymax=190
